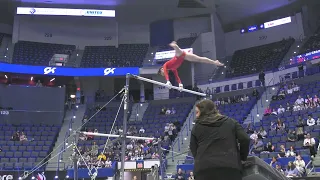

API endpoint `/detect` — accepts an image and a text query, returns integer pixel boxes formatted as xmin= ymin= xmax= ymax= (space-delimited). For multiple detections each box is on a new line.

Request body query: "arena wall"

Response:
xmin=173 ymin=16 xmax=211 ymax=40
xmin=224 ymin=13 xmax=305 ymax=55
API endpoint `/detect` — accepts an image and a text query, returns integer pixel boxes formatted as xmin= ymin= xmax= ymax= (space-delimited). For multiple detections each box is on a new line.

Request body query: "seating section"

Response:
xmin=0 ymin=124 xmax=61 ymax=171
xmin=157 ymin=37 xmax=197 ymax=52
xmin=217 ymin=95 xmax=259 ymax=124
xmin=12 ymin=41 xmax=76 ymax=66
xmin=80 ymin=101 xmax=193 ymax=147
xmin=80 ymin=44 xmax=149 ymax=68
xmin=299 ymin=27 xmax=320 ymax=54
xmin=227 ymin=38 xmax=294 ymax=78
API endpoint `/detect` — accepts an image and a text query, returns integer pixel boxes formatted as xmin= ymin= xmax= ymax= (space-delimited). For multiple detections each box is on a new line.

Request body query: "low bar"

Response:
xmin=81 ymin=132 xmax=155 ymax=140
xmin=130 ymin=74 xmax=207 ymax=97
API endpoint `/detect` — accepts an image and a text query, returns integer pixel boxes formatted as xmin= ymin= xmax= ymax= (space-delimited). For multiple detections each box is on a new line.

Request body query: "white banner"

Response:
xmin=16 ymin=7 xmax=115 ymax=17
xmin=155 ymin=48 xmax=193 ymax=60
xmin=264 ymin=17 xmax=291 ymax=29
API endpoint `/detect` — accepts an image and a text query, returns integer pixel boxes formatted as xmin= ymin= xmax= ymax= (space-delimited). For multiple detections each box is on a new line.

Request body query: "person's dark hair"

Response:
xmin=195 ymin=99 xmax=219 ymax=117
xmin=158 ymin=67 xmax=163 ymax=75
xmin=287 ymin=161 xmax=296 ymax=170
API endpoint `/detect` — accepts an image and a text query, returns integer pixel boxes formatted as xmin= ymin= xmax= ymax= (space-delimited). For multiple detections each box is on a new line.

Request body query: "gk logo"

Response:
xmin=104 ymin=68 xmax=116 ymax=76
xmin=44 ymin=67 xmax=56 ymax=74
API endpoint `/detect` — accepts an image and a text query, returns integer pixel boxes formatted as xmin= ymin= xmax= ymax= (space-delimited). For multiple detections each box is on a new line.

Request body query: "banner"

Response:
xmin=291 ymin=49 xmax=320 ymax=64
xmin=17 ymin=7 xmax=115 ymax=17
xmin=154 ymin=48 xmax=193 ymax=60
xmin=0 ymin=63 xmax=139 ymax=77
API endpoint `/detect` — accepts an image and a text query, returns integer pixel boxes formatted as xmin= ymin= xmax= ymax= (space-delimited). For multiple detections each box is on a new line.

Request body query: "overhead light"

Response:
xmin=140 ymin=104 xmax=143 ymax=106
xmin=4 ymin=56 xmax=6 ymax=58
xmin=136 ymin=114 xmax=139 ymax=116
xmin=76 ymin=54 xmax=79 ymax=56
xmin=50 ymin=78 xmax=55 ymax=82
xmin=70 ymin=94 xmax=75 ymax=98
xmin=5 ymin=75 xmax=8 ymax=79
xmin=272 ymin=87 xmax=275 ymax=90
xmin=66 ymin=175 xmax=69 ymax=178
xmin=18 ymin=177 xmax=22 ymax=180
xmin=148 ymin=60 xmax=151 ymax=62
xmin=30 ymin=77 xmax=33 ymax=81
xmin=31 ymin=177 xmax=35 ymax=180
xmin=257 ymin=114 xmax=260 ymax=117
xmin=76 ymin=105 xmax=79 ymax=108
xmin=73 ymin=116 xmax=76 ymax=118
xmin=6 ymin=48 xmax=8 ymax=51
xmin=54 ymin=175 xmax=58 ymax=179
xmin=294 ymin=52 xmax=296 ymax=54
xmin=297 ymin=45 xmax=299 ymax=47
xmin=221 ymin=72 xmax=224 ymax=74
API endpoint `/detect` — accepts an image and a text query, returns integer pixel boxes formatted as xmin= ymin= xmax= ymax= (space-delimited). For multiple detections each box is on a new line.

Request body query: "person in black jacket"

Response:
xmin=190 ymin=99 xmax=250 ymax=180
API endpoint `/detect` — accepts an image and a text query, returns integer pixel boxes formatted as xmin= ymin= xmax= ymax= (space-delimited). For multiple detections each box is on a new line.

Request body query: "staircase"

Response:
xmin=142 ymin=46 xmax=158 ymax=66
xmin=280 ymin=41 xmax=301 ymax=67
xmin=46 ymin=104 xmax=87 ymax=171
xmin=129 ymin=103 xmax=149 ymax=121
xmin=165 ymin=106 xmax=196 ymax=174
xmin=243 ymin=86 xmax=279 ymax=124
xmin=0 ymin=36 xmax=13 ymax=63
xmin=65 ymin=49 xmax=84 ymax=67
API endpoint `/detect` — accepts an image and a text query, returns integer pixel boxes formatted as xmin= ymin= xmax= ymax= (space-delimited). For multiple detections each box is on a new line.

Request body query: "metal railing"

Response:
xmin=170 ymin=111 xmax=194 ymax=162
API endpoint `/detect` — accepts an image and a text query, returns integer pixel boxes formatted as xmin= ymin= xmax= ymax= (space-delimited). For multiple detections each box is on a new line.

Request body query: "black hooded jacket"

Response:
xmin=190 ymin=112 xmax=250 ymax=174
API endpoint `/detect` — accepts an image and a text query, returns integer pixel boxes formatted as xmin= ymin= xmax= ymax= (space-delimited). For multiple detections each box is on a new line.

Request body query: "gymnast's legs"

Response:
xmin=169 ymin=41 xmax=224 ymax=66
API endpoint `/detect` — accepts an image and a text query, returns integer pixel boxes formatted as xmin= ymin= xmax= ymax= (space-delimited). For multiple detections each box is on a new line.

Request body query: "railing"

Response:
xmin=170 ymin=111 xmax=194 ymax=162
xmin=57 ymin=106 xmax=76 ymax=171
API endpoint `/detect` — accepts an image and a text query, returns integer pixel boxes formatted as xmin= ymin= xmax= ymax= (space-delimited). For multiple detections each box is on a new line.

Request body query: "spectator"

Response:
xmin=171 ymin=107 xmax=176 ymax=114
xmin=287 ymin=130 xmax=297 ymax=142
xmin=264 ymin=142 xmax=275 ymax=152
xmin=246 ymin=123 xmax=254 ymax=134
xmin=317 ymin=116 xmax=320 ymax=125
xmin=241 ymin=94 xmax=249 ymax=102
xmin=105 ymin=158 xmax=112 ymax=167
xmin=285 ymin=102 xmax=292 ymax=111
xmin=271 ymin=109 xmax=277 ymax=116
xmin=285 ymin=161 xmax=299 ymax=177
xmin=11 ymin=131 xmax=20 ymax=141
xmin=277 ymin=105 xmax=285 ymax=114
xmin=313 ymin=95 xmax=320 ymax=107
xmin=276 ymin=119 xmax=285 ymax=131
xmin=307 ymin=115 xmax=315 ymax=126
xmin=293 ymin=102 xmax=301 ymax=111
xmin=285 ymin=146 xmax=296 ymax=157
xmin=188 ymin=172 xmax=195 ymax=180
xmin=270 ymin=122 xmax=277 ymax=131
xmin=276 ymin=164 xmax=285 ymax=175
xmin=249 ymin=131 xmax=258 ymax=141
xmin=293 ymin=84 xmax=300 ymax=92
xmin=175 ymin=168 xmax=185 ymax=180
xmin=269 ymin=157 xmax=278 ymax=168
xmin=91 ymin=141 xmax=99 ymax=156
xmin=278 ymin=90 xmax=286 ymax=100
xmin=295 ymin=95 xmax=304 ymax=106
xmin=258 ymin=127 xmax=267 ymax=139
xmin=87 ymin=129 xmax=94 ymax=140
xmin=287 ymin=85 xmax=293 ymax=94
xmin=19 ymin=132 xmax=28 ymax=141
xmin=277 ymin=145 xmax=286 ymax=158
xmin=264 ymin=106 xmax=272 ymax=116
xmin=165 ymin=108 xmax=171 ymax=115
xmin=252 ymin=89 xmax=259 ymax=97
xmin=139 ymin=127 xmax=145 ymax=134
xmin=303 ymin=133 xmax=316 ymax=157
xmin=97 ymin=152 xmax=106 ymax=161
xmin=306 ymin=95 xmax=313 ymax=108
xmin=250 ymin=138 xmax=264 ymax=154
xmin=259 ymin=71 xmax=265 ymax=87
xmin=294 ymin=155 xmax=305 ymax=175
xmin=160 ymin=107 xmax=167 ymax=115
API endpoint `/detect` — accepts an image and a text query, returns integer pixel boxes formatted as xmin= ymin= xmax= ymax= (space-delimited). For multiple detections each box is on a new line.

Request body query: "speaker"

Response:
xmin=177 ymin=0 xmax=207 ymax=8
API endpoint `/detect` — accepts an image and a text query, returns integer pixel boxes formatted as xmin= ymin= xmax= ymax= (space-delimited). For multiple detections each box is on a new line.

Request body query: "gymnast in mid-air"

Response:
xmin=158 ymin=41 xmax=224 ymax=88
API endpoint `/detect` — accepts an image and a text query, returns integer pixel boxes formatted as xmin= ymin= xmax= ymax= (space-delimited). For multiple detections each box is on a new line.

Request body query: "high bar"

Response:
xmin=130 ymin=74 xmax=207 ymax=97
xmin=81 ymin=132 xmax=155 ymax=140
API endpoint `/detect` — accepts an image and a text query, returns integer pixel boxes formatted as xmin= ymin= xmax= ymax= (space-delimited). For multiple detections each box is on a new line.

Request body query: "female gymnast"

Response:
xmin=158 ymin=41 xmax=224 ymax=88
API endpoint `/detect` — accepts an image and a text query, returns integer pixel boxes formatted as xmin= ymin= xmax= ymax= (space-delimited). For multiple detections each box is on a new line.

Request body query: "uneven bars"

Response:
xmin=81 ymin=132 xmax=155 ymax=140
xmin=130 ymin=74 xmax=207 ymax=97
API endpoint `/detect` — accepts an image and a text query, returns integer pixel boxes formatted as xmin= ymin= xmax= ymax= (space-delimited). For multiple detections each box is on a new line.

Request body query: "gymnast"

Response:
xmin=158 ymin=41 xmax=224 ymax=88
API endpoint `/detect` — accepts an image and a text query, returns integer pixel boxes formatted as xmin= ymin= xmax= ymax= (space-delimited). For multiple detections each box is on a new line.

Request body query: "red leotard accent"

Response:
xmin=163 ymin=51 xmax=186 ymax=84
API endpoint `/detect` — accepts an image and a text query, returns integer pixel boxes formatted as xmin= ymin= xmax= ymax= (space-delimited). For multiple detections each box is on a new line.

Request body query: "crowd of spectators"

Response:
xmin=244 ymin=81 xmax=320 ymax=178
xmin=10 ymin=131 xmax=31 ymax=142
